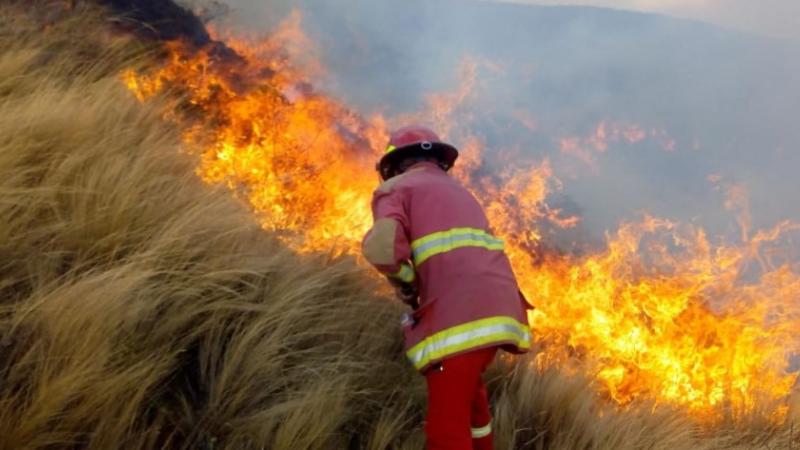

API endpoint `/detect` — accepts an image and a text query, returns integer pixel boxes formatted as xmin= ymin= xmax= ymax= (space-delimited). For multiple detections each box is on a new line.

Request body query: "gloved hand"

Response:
xmin=386 ymin=277 xmax=419 ymax=309
xmin=386 ymin=273 xmax=420 ymax=308
xmin=395 ymin=282 xmax=419 ymax=308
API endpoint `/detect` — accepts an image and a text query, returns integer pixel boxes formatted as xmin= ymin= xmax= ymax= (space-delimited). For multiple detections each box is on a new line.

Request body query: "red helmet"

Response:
xmin=377 ymin=125 xmax=459 ymax=180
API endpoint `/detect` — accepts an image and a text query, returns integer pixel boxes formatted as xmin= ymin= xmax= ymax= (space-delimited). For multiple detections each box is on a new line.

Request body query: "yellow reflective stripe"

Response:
xmin=471 ymin=421 xmax=492 ymax=438
xmin=415 ymin=239 xmax=504 ymax=266
xmin=385 ymin=144 xmax=397 ymax=154
xmin=410 ymin=228 xmax=504 ymax=266
xmin=411 ymin=227 xmax=481 ymax=249
xmin=388 ymin=263 xmax=415 ymax=283
xmin=406 ymin=316 xmax=531 ymax=371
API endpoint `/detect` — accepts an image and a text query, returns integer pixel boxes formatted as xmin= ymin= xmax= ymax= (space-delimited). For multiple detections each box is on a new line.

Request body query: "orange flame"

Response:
xmin=559 ymin=121 xmax=674 ymax=169
xmin=122 ymin=13 xmax=800 ymax=422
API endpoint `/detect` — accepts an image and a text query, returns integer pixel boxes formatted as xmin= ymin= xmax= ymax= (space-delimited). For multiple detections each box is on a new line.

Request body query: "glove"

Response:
xmin=385 ymin=273 xmax=420 ymax=308
xmin=396 ymin=283 xmax=417 ymax=302
xmin=394 ymin=282 xmax=419 ymax=309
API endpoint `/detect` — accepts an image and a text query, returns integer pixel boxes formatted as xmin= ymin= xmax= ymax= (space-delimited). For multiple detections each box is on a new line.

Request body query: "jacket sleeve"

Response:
xmin=361 ymin=185 xmax=415 ymax=283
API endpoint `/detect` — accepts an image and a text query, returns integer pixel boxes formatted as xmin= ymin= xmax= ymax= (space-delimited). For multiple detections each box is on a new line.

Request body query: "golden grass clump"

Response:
xmin=0 ymin=3 xmax=796 ymax=450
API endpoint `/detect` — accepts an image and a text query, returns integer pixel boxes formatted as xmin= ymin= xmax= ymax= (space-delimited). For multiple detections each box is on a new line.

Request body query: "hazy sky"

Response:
xmin=493 ymin=0 xmax=800 ymax=40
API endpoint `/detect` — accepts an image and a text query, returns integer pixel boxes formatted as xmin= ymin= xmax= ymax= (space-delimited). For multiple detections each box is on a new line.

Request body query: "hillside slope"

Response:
xmin=0 ymin=3 xmax=792 ymax=449
xmin=0 ymin=4 xmax=421 ymax=449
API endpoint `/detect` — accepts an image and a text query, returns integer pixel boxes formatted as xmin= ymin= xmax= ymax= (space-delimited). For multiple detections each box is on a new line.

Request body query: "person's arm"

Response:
xmin=361 ymin=186 xmax=416 ymax=287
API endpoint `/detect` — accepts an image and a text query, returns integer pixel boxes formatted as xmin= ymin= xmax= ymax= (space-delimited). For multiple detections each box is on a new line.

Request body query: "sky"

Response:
xmin=493 ymin=0 xmax=800 ymax=40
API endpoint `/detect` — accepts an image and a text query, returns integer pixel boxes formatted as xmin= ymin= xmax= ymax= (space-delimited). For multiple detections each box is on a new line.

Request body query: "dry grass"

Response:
xmin=0 ymin=3 xmax=795 ymax=449
xmin=0 ymin=4 xmax=421 ymax=449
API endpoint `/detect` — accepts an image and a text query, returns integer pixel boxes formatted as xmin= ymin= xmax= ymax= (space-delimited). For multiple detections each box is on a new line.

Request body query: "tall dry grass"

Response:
xmin=0 ymin=4 xmax=421 ymax=449
xmin=0 ymin=3 xmax=795 ymax=449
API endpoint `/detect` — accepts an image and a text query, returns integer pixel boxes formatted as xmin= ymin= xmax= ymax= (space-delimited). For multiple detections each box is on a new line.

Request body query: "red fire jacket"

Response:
xmin=362 ymin=162 xmax=532 ymax=372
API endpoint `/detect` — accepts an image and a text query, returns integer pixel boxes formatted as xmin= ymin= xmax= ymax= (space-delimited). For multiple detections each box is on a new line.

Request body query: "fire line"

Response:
xmin=121 ymin=15 xmax=800 ymax=423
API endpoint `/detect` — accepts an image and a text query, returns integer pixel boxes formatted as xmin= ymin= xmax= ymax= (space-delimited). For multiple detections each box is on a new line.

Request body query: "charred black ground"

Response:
xmin=97 ymin=0 xmax=211 ymax=46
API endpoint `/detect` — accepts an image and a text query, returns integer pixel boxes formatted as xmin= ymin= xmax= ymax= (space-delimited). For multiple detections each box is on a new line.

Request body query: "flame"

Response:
xmin=527 ymin=216 xmax=800 ymax=420
xmin=123 ymin=17 xmax=384 ymax=255
xmin=122 ymin=12 xmax=800 ymax=423
xmin=559 ymin=121 xmax=675 ymax=169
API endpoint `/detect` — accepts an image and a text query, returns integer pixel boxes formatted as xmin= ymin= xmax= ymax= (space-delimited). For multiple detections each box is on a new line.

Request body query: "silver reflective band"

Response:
xmin=408 ymin=321 xmax=531 ymax=368
xmin=421 ymin=141 xmax=433 ymax=150
xmin=471 ymin=421 xmax=492 ymax=438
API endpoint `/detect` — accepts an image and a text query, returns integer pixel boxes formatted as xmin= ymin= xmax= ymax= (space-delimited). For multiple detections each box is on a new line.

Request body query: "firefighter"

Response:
xmin=361 ymin=125 xmax=532 ymax=450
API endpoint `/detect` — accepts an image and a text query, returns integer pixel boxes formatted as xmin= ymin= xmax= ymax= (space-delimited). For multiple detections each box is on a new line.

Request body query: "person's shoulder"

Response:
xmin=374 ymin=173 xmax=405 ymax=194
xmin=374 ymin=167 xmax=428 ymax=194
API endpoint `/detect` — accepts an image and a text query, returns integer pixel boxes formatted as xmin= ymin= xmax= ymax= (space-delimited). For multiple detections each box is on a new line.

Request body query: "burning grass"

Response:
xmin=0 ymin=3 xmax=797 ymax=449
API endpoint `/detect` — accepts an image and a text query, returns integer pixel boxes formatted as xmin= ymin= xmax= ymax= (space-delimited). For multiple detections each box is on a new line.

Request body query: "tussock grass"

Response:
xmin=489 ymin=360 xmax=703 ymax=450
xmin=0 ymin=3 xmax=795 ymax=449
xmin=0 ymin=4 xmax=420 ymax=449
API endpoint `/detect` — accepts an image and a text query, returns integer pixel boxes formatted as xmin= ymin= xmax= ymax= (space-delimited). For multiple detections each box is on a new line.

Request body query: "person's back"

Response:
xmin=362 ymin=125 xmax=532 ymax=450
xmin=379 ymin=161 xmax=530 ymax=371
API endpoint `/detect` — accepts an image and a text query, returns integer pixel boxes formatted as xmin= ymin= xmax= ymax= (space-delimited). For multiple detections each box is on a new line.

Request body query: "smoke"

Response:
xmin=198 ymin=0 xmax=800 ymax=246
xmin=100 ymin=0 xmax=211 ymax=45
xmin=497 ymin=0 xmax=800 ymax=41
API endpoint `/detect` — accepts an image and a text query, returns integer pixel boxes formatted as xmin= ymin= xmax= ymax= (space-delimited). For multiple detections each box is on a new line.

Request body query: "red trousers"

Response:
xmin=424 ymin=346 xmax=497 ymax=450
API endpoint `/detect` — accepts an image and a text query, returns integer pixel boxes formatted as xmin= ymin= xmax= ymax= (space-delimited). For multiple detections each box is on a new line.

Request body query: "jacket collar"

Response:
xmin=404 ymin=161 xmax=445 ymax=174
